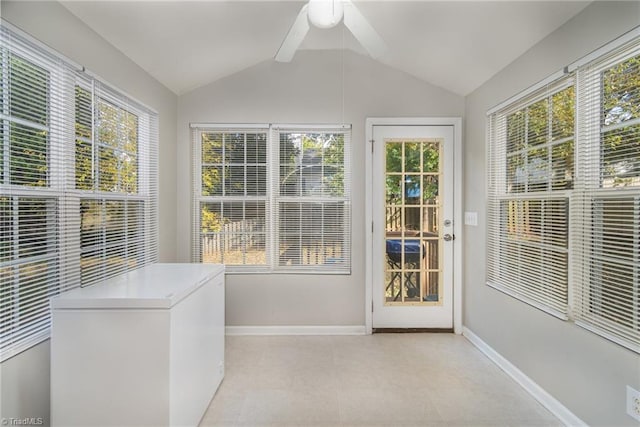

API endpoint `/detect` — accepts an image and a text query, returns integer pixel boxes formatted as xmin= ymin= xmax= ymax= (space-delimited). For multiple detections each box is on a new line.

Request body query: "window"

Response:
xmin=274 ymin=127 xmax=350 ymax=271
xmin=76 ymin=85 xmax=140 ymax=194
xmin=79 ymin=199 xmax=145 ymax=285
xmin=0 ymin=23 xmax=158 ymax=362
xmin=0 ymin=197 xmax=58 ymax=357
xmin=192 ymin=124 xmax=351 ymax=273
xmin=488 ymin=33 xmax=640 ymax=352
xmin=194 ymin=128 xmax=269 ymax=268
xmin=487 ymin=79 xmax=574 ymax=317
xmin=573 ymin=44 xmax=640 ymax=351
xmin=1 ymin=53 xmax=49 ymax=187
xmin=74 ymin=80 xmax=155 ymax=286
xmin=0 ymin=39 xmax=59 ymax=360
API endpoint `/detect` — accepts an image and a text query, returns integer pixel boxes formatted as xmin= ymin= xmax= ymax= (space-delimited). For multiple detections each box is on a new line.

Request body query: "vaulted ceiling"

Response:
xmin=60 ymin=1 xmax=591 ymax=96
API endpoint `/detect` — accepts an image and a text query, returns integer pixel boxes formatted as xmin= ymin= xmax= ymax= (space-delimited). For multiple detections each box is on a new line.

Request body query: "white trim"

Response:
xmin=365 ymin=120 xmax=374 ymax=334
xmin=365 ymin=117 xmax=463 ymax=335
xmin=270 ymin=123 xmax=352 ymax=130
xmin=365 ymin=117 xmax=463 ymax=127
xmin=225 ymin=325 xmax=367 ymax=336
xmin=452 ymin=117 xmax=463 ymax=335
xmin=462 ymin=327 xmax=587 ymax=427
xmin=189 ymin=123 xmax=269 ymax=129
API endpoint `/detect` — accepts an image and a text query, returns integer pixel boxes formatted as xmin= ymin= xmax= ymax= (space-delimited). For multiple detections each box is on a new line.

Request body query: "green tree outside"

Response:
xmin=602 ymin=53 xmax=640 ymax=187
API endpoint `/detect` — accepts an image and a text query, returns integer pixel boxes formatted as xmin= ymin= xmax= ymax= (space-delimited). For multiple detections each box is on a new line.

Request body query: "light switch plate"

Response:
xmin=464 ymin=211 xmax=478 ymax=226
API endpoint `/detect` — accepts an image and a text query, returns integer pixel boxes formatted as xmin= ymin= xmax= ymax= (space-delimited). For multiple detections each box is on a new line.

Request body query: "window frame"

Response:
xmin=271 ymin=125 xmax=351 ymax=273
xmin=571 ymin=40 xmax=640 ymax=353
xmin=74 ymin=79 xmax=156 ymax=287
xmin=487 ymin=31 xmax=640 ymax=353
xmin=0 ymin=21 xmax=159 ymax=362
xmin=192 ymin=125 xmax=270 ymax=271
xmin=0 ymin=48 xmax=54 ymax=190
xmin=487 ymin=76 xmax=575 ymax=319
xmin=191 ymin=123 xmax=352 ymax=274
xmin=0 ymin=34 xmax=63 ymax=361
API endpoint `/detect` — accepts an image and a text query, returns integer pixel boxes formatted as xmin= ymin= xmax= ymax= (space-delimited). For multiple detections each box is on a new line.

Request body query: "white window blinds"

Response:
xmin=0 ymin=22 xmax=158 ymax=362
xmin=192 ymin=126 xmax=269 ymax=270
xmin=75 ymin=79 xmax=158 ymax=287
xmin=487 ymin=31 xmax=640 ymax=353
xmin=572 ymin=38 xmax=640 ymax=352
xmin=272 ymin=126 xmax=351 ymax=273
xmin=487 ymin=78 xmax=574 ymax=318
xmin=192 ymin=124 xmax=351 ymax=274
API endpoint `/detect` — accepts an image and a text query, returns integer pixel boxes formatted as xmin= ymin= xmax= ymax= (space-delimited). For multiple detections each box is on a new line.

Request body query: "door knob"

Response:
xmin=443 ymin=233 xmax=454 ymax=241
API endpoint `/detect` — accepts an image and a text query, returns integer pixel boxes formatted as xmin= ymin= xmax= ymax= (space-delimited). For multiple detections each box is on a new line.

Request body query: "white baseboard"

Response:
xmin=225 ymin=325 xmax=367 ymax=336
xmin=462 ymin=327 xmax=586 ymax=427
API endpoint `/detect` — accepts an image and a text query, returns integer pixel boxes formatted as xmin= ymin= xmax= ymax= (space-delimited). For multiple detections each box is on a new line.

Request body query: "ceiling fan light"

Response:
xmin=308 ymin=0 xmax=344 ymax=29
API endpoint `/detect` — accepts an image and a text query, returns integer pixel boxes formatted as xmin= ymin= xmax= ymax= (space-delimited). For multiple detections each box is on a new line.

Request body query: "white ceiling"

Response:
xmin=60 ymin=1 xmax=591 ymax=96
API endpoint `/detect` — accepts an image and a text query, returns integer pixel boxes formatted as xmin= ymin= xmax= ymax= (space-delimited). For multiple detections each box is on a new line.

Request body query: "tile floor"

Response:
xmin=200 ymin=334 xmax=561 ymax=427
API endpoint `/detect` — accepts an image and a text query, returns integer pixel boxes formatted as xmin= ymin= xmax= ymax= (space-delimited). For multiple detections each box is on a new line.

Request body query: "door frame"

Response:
xmin=365 ymin=117 xmax=463 ymax=334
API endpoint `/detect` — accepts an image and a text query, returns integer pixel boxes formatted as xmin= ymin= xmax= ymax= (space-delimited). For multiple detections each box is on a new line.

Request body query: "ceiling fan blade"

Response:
xmin=275 ymin=4 xmax=310 ymax=62
xmin=343 ymin=0 xmax=387 ymax=59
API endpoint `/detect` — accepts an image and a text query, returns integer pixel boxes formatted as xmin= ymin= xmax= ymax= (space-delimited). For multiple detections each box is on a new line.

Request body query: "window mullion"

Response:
xmin=58 ymin=68 xmax=80 ymax=295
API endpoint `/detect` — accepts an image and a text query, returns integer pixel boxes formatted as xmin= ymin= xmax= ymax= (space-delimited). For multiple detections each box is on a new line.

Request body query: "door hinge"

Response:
xmin=370 ymin=139 xmax=374 ymax=153
xmin=371 ymin=221 xmax=374 ymax=233
xmin=372 ymin=300 xmax=374 ymax=312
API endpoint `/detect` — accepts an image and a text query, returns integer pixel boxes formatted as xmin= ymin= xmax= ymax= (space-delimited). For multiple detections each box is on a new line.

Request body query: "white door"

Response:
xmin=371 ymin=124 xmax=454 ymax=328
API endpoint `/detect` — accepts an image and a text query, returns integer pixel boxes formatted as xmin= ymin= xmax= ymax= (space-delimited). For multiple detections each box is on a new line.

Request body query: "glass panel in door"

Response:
xmin=384 ymin=139 xmax=442 ymax=305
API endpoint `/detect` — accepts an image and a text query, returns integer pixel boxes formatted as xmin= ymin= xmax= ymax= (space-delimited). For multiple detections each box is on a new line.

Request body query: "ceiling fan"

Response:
xmin=275 ymin=0 xmax=387 ymax=62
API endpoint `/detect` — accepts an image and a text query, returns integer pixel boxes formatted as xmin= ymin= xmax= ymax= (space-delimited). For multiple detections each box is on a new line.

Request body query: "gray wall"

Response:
xmin=176 ymin=49 xmax=465 ymax=327
xmin=464 ymin=2 xmax=640 ymax=426
xmin=0 ymin=1 xmax=178 ymax=424
xmin=2 ymin=1 xmax=639 ymax=426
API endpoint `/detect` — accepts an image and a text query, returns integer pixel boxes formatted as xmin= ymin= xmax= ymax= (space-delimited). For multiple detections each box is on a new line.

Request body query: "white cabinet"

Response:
xmin=50 ymin=263 xmax=225 ymax=427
